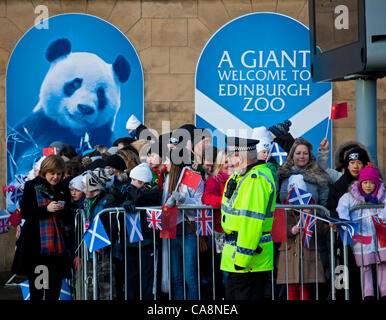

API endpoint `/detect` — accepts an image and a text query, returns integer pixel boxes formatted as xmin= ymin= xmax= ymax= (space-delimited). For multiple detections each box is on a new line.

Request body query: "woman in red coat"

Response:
xmin=202 ymin=149 xmax=234 ymax=299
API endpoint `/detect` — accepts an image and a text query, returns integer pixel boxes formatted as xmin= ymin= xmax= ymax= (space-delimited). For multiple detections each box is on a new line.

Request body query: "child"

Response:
xmin=336 ymin=163 xmax=386 ymax=300
xmin=253 ymin=126 xmax=278 ymax=180
xmin=147 ymin=138 xmax=168 ymax=192
xmin=82 ymin=167 xmax=119 ymax=300
xmin=117 ymin=163 xmax=162 ymax=300
xmin=69 ymin=175 xmax=85 ymax=211
xmin=276 ymin=174 xmax=326 ymax=300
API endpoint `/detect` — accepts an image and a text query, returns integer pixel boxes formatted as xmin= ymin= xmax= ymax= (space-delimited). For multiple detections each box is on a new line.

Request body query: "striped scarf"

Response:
xmin=35 ymin=186 xmax=65 ymax=255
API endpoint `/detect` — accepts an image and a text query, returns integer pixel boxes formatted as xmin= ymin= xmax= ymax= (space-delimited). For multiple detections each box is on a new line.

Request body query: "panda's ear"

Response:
xmin=113 ymin=55 xmax=130 ymax=83
xmin=46 ymin=38 xmax=71 ymax=62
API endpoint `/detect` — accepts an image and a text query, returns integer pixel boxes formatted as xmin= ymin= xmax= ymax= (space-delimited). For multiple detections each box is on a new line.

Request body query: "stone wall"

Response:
xmin=0 ymin=0 xmax=385 ymax=272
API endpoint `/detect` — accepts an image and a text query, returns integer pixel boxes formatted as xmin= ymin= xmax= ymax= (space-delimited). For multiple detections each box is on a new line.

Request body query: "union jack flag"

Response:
xmin=146 ymin=209 xmax=162 ymax=230
xmin=300 ymin=212 xmax=317 ymax=248
xmin=288 ymin=187 xmax=312 ymax=206
xmin=195 ymin=209 xmax=213 ymax=236
xmin=0 ymin=214 xmax=10 ymax=234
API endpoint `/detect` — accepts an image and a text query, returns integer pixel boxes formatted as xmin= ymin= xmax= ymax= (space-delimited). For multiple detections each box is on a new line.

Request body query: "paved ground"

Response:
xmin=0 ymin=271 xmax=24 ymax=300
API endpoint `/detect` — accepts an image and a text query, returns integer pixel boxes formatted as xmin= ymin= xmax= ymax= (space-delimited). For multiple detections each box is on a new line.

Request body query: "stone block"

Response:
xmin=0 ymin=18 xmax=22 ymax=51
xmin=0 ymin=48 xmax=9 ymax=75
xmin=0 ymin=101 xmax=5 ymax=131
xmin=145 ymin=101 xmax=170 ymax=114
xmin=197 ymin=0 xmax=230 ymax=32
xmin=6 ymin=0 xmax=36 ymax=32
xmin=276 ymin=0 xmax=307 ymax=19
xmin=223 ymin=0 xmax=252 ymax=18
xmin=126 ymin=18 xmax=151 ymax=52
xmin=140 ymin=47 xmax=170 ymax=74
xmin=251 ymin=0 xmax=277 ymax=13
xmin=145 ymin=74 xmax=194 ymax=102
xmin=109 ymin=0 xmax=141 ymax=33
xmin=142 ymin=0 xmax=197 ymax=18
xmin=170 ymin=47 xmax=200 ymax=74
xmin=31 ymin=0 xmax=62 ymax=17
xmin=332 ymin=80 xmax=356 ymax=101
xmin=188 ymin=18 xmax=212 ymax=51
xmin=61 ymin=0 xmax=87 ymax=13
xmin=86 ymin=0 xmax=116 ymax=20
xmin=0 ymin=0 xmax=5 ymax=17
xmin=152 ymin=18 xmax=188 ymax=46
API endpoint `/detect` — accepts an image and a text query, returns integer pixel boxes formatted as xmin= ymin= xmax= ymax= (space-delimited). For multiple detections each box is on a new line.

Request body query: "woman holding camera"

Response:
xmin=11 ymin=155 xmax=73 ymax=300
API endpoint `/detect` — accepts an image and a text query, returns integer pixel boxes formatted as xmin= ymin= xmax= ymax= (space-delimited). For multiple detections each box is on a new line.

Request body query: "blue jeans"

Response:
xmin=170 ymin=231 xmax=198 ymax=300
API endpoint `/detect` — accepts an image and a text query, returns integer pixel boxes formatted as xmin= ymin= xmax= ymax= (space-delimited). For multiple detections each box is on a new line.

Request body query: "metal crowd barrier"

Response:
xmin=72 ymin=203 xmax=384 ymax=300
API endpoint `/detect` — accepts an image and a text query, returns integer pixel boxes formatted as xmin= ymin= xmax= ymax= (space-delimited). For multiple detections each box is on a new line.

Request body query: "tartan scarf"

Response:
xmin=35 ymin=185 xmax=65 ymax=255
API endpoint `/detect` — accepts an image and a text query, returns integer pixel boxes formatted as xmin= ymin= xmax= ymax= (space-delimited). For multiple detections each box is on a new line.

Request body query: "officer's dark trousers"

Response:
xmin=225 ymin=271 xmax=269 ymax=300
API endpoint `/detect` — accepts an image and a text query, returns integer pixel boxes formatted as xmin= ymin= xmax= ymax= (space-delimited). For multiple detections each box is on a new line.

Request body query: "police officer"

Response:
xmin=221 ymin=136 xmax=276 ymax=300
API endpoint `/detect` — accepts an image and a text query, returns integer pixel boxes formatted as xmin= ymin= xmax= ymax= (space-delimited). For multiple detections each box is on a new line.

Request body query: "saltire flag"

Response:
xmin=160 ymin=205 xmax=178 ymax=239
xmin=270 ymin=142 xmax=287 ymax=165
xmin=372 ymin=214 xmax=386 ymax=248
xmin=326 ymin=216 xmax=359 ymax=245
xmin=288 ymin=187 xmax=312 ymax=205
xmin=300 ymin=212 xmax=317 ymax=248
xmin=126 ymin=212 xmax=143 ymax=243
xmin=177 ymin=167 xmax=202 ymax=191
xmin=0 ymin=211 xmax=10 ymax=234
xmin=146 ymin=209 xmax=162 ymax=230
xmin=10 ymin=187 xmax=23 ymax=204
xmin=43 ymin=147 xmax=57 ymax=156
xmin=18 ymin=280 xmax=72 ymax=300
xmin=195 ymin=209 xmax=213 ymax=236
xmin=330 ymin=102 xmax=348 ymax=120
xmin=271 ymin=208 xmax=287 ymax=243
xmin=83 ymin=215 xmax=111 ymax=252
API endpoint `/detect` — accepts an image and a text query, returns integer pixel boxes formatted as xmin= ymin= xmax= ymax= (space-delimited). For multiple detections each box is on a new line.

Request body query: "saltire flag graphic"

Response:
xmin=195 ymin=209 xmax=213 ymax=236
xmin=19 ymin=280 xmax=72 ymax=300
xmin=43 ymin=147 xmax=57 ymax=156
xmin=0 ymin=211 xmax=10 ymax=234
xmin=83 ymin=215 xmax=111 ymax=252
xmin=177 ymin=167 xmax=202 ymax=191
xmin=126 ymin=212 xmax=143 ymax=243
xmin=326 ymin=216 xmax=359 ymax=245
xmin=270 ymin=142 xmax=287 ymax=165
xmin=372 ymin=214 xmax=386 ymax=248
xmin=10 ymin=187 xmax=23 ymax=204
xmin=288 ymin=187 xmax=312 ymax=205
xmin=160 ymin=205 xmax=178 ymax=239
xmin=271 ymin=208 xmax=287 ymax=243
xmin=300 ymin=212 xmax=317 ymax=248
xmin=330 ymin=102 xmax=348 ymax=120
xmin=146 ymin=209 xmax=162 ymax=230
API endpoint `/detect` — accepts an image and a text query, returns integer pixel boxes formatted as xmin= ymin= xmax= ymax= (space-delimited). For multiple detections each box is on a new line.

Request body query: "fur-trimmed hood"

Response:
xmin=349 ymin=181 xmax=386 ymax=202
xmin=334 ymin=140 xmax=372 ymax=171
xmin=277 ymin=161 xmax=331 ymax=188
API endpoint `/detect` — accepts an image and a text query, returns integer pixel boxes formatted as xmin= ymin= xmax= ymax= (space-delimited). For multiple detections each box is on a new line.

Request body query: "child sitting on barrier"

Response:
xmin=276 ymin=174 xmax=326 ymax=300
xmin=82 ymin=167 xmax=119 ymax=300
xmin=336 ymin=163 xmax=386 ymax=300
xmin=116 ymin=163 xmax=162 ymax=300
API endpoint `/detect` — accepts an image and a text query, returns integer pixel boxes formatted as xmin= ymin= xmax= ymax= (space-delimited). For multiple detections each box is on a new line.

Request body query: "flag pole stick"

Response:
xmin=325 ymin=117 xmax=330 ymax=139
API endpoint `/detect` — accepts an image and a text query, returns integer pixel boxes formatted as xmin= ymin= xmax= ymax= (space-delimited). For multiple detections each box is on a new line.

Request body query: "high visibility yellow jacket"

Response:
xmin=220 ymin=161 xmax=276 ymax=273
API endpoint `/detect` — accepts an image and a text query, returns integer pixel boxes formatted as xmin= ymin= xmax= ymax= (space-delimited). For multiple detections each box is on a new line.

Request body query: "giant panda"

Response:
xmin=7 ymin=38 xmax=130 ymax=180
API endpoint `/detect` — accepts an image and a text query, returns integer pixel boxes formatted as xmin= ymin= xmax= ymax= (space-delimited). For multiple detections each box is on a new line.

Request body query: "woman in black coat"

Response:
xmin=11 ymin=155 xmax=73 ymax=300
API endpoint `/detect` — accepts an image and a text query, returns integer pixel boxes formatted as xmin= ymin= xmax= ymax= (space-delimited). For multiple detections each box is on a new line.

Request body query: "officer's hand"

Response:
xmin=234 ymin=264 xmax=245 ymax=271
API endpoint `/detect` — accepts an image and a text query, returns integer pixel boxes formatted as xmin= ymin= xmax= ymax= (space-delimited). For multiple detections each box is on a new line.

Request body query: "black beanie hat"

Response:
xmin=268 ymin=120 xmax=292 ymax=137
xmin=343 ymin=146 xmax=370 ymax=168
xmin=104 ymin=154 xmax=127 ymax=172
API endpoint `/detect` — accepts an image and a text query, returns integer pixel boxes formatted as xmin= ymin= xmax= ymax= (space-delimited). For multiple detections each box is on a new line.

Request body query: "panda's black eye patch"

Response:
xmin=63 ymin=78 xmax=82 ymax=97
xmin=97 ymin=87 xmax=107 ymax=110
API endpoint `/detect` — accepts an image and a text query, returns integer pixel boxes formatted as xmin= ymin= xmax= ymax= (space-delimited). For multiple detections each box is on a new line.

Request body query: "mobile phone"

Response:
xmin=58 ymin=200 xmax=65 ymax=205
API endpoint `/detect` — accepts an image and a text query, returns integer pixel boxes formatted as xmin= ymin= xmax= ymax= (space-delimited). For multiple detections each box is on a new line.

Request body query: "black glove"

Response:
xmin=122 ymin=200 xmax=136 ymax=213
xmin=234 ymin=264 xmax=245 ymax=271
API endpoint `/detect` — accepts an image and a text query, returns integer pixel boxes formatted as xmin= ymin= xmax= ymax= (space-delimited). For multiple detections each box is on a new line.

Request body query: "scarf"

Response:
xmin=35 ymin=185 xmax=65 ymax=255
xmin=153 ymin=167 xmax=167 ymax=191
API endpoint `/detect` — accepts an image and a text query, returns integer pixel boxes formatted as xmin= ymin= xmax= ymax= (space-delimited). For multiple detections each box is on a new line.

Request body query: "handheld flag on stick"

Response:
xmin=83 ymin=215 xmax=111 ymax=252
xmin=270 ymin=142 xmax=287 ymax=165
xmin=288 ymin=187 xmax=312 ymax=205
xmin=270 ymin=208 xmax=287 ymax=243
xmin=372 ymin=214 xmax=386 ymax=248
xmin=160 ymin=205 xmax=178 ymax=239
xmin=43 ymin=147 xmax=57 ymax=156
xmin=176 ymin=167 xmax=202 ymax=191
xmin=300 ymin=212 xmax=317 ymax=248
xmin=126 ymin=212 xmax=143 ymax=243
xmin=195 ymin=209 xmax=213 ymax=236
xmin=330 ymin=102 xmax=348 ymax=120
xmin=146 ymin=209 xmax=162 ymax=230
xmin=0 ymin=210 xmax=10 ymax=234
xmin=18 ymin=280 xmax=72 ymax=300
xmin=326 ymin=216 xmax=359 ymax=245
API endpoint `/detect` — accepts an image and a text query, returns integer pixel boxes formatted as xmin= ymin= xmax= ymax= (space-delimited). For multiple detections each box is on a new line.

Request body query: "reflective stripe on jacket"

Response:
xmin=220 ymin=162 xmax=276 ymax=273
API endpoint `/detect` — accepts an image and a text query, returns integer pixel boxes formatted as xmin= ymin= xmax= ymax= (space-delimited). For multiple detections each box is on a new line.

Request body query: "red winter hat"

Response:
xmin=359 ymin=163 xmax=380 ymax=189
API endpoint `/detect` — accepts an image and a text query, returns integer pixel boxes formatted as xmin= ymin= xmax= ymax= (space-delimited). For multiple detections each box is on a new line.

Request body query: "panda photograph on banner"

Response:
xmin=6 ymin=13 xmax=144 ymax=184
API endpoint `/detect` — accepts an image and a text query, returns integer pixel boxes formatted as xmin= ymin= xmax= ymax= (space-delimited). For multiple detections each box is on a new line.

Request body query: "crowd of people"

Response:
xmin=8 ymin=115 xmax=386 ymax=301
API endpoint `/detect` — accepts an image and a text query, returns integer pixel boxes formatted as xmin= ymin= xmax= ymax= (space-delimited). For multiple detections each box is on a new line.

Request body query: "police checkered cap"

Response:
xmin=226 ymin=136 xmax=260 ymax=152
